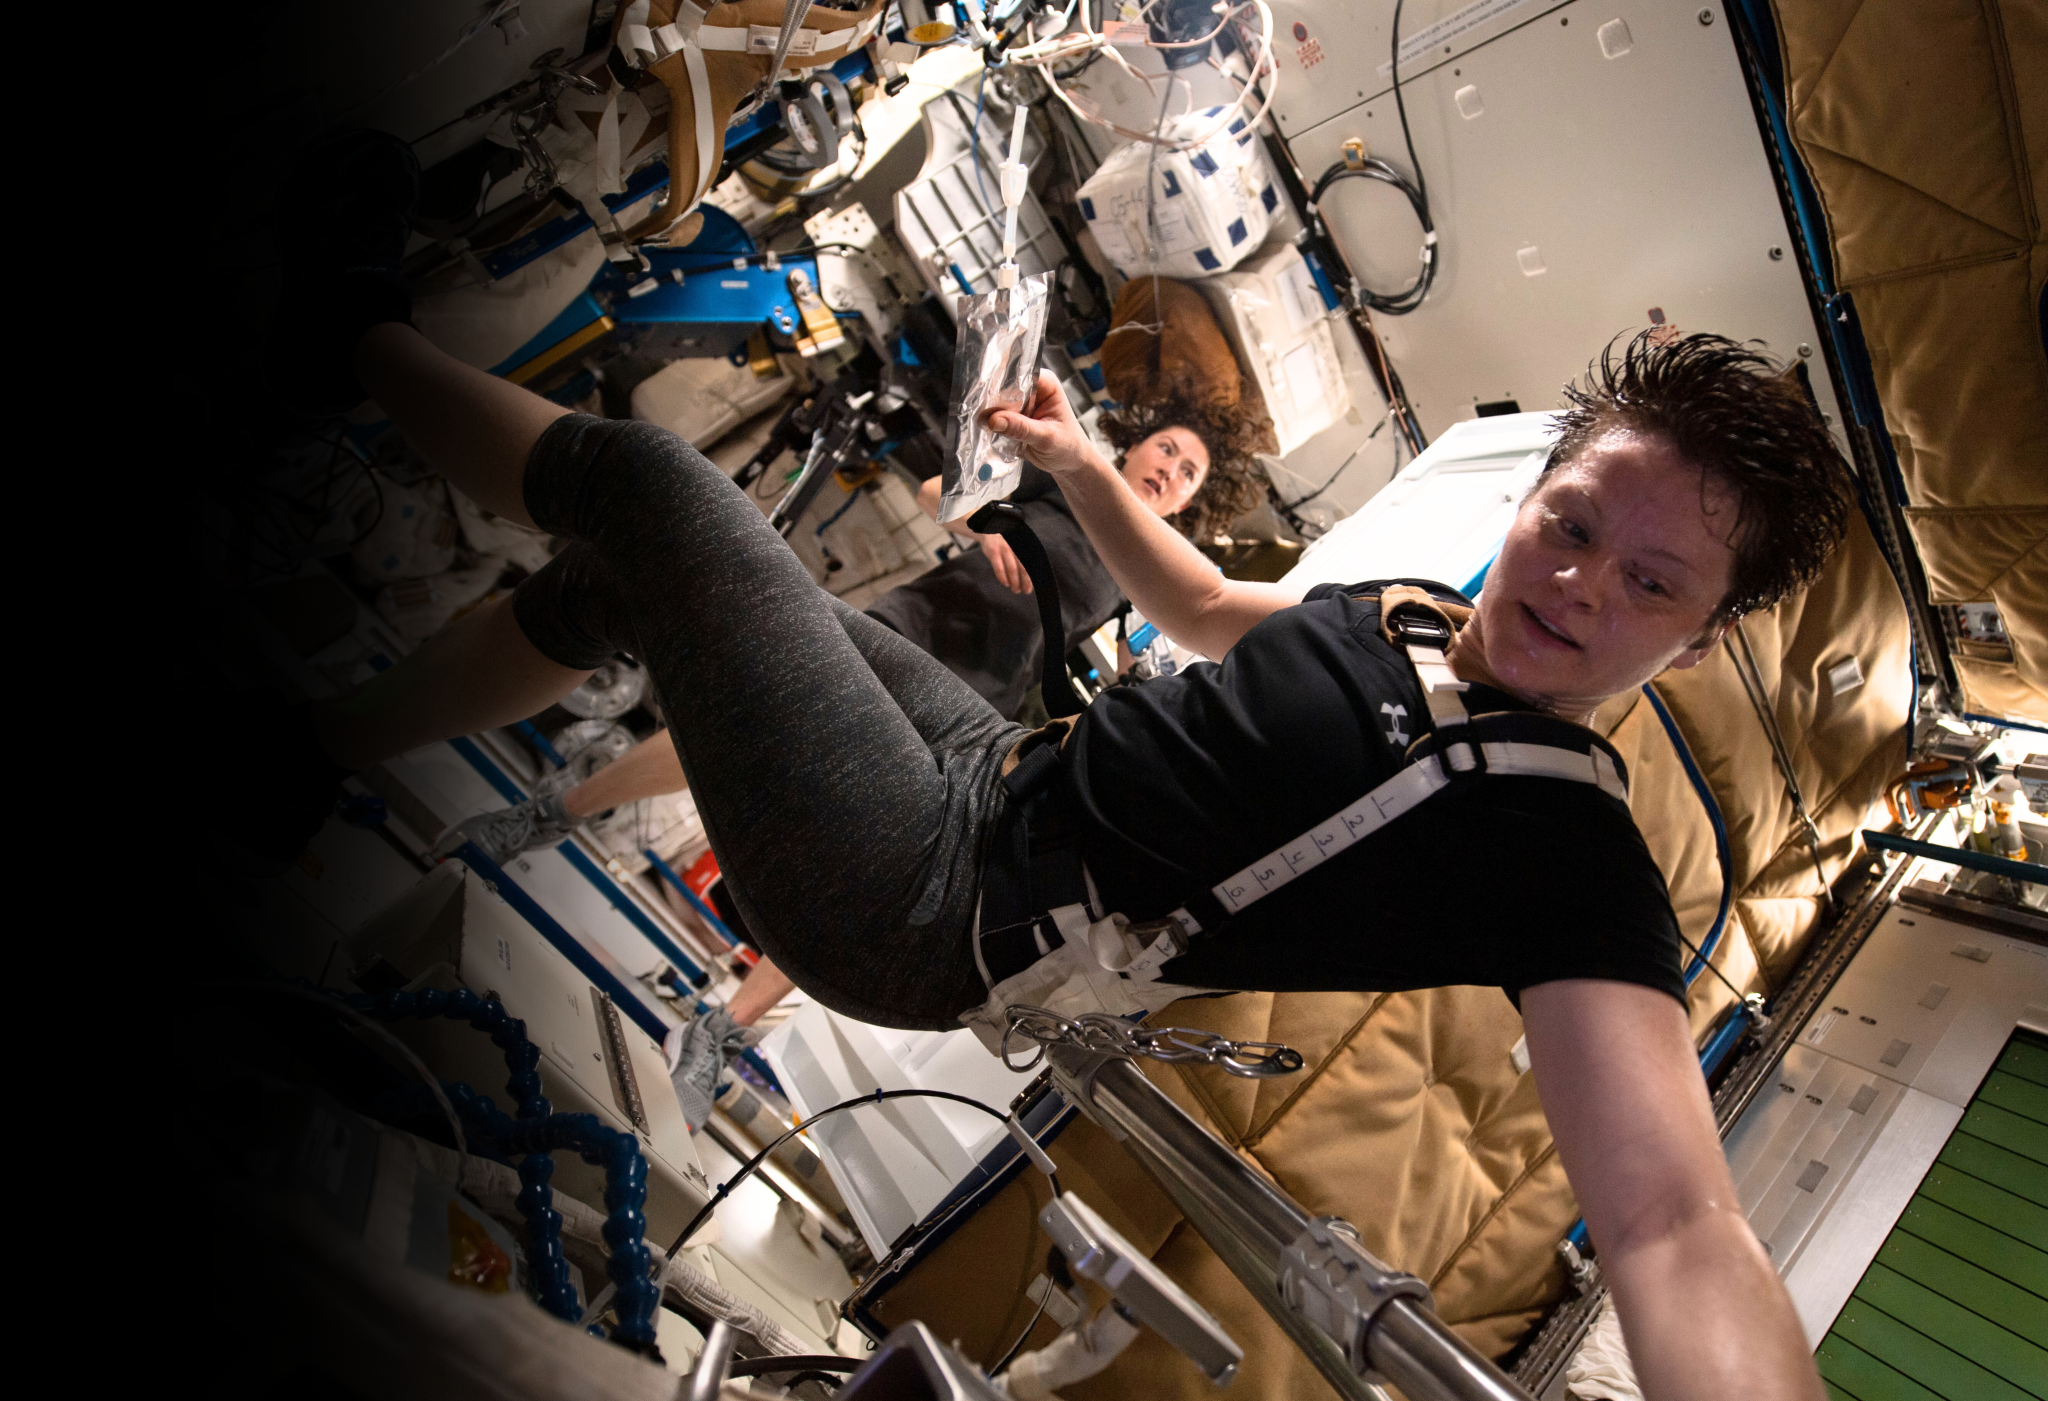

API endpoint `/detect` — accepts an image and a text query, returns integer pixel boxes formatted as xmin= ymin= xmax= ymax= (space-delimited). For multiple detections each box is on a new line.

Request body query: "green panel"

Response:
xmin=1965 ymin=1103 xmax=2048 ymax=1164
xmin=1982 ymin=1072 xmax=2048 ymax=1127
xmin=1940 ymin=1133 xmax=2048 ymax=1208
xmin=1822 ymin=1383 xmax=1858 ymax=1401
xmin=1853 ymin=1263 xmax=2048 ymax=1394
xmin=1999 ymin=1038 xmax=2048 ymax=1088
xmin=1921 ymin=1167 xmax=2048 ymax=1249
xmin=1878 ymin=1231 xmax=2048 ymax=1342
xmin=1816 ymin=1333 xmax=1945 ymax=1401
xmin=1833 ymin=1302 xmax=2032 ymax=1401
xmin=1895 ymin=1195 xmax=2048 ymax=1297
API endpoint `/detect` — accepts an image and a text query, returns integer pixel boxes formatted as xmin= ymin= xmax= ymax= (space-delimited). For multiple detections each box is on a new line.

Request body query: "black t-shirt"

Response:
xmin=1062 ymin=581 xmax=1686 ymax=1005
xmin=866 ymin=466 xmax=1127 ymax=720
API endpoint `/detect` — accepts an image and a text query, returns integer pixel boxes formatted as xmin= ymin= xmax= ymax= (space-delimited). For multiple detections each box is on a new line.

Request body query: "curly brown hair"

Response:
xmin=1098 ymin=388 xmax=1273 ymax=540
xmin=1551 ymin=331 xmax=1852 ymax=621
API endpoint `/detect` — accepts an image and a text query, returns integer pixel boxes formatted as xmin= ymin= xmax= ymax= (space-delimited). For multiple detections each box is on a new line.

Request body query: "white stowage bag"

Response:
xmin=629 ymin=356 xmax=793 ymax=450
xmin=1199 ymin=242 xmax=1350 ymax=454
xmin=1565 ymin=1297 xmax=1643 ymax=1401
xmin=1076 ymin=106 xmax=1282 ymax=280
xmin=373 ymin=559 xmax=507 ymax=644
xmin=351 ymin=479 xmax=459 ymax=584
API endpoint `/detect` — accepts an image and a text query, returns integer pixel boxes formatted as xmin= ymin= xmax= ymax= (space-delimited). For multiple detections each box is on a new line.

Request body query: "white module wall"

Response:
xmin=1263 ymin=0 xmax=1578 ymax=140
xmin=1277 ymin=0 xmax=1845 ymax=440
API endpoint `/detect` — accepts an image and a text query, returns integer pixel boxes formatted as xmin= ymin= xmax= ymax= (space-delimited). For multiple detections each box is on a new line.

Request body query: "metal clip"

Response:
xmin=1277 ymin=1218 xmax=1433 ymax=1378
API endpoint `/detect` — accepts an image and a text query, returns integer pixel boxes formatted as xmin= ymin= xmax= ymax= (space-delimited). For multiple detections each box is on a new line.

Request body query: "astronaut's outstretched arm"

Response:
xmin=990 ymin=373 xmax=1304 ymax=659
xmin=1521 ymin=978 xmax=1825 ymax=1401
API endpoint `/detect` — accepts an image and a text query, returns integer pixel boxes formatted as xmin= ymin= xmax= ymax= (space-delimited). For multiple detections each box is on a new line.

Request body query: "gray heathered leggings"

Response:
xmin=514 ymin=414 xmax=1025 ymax=1030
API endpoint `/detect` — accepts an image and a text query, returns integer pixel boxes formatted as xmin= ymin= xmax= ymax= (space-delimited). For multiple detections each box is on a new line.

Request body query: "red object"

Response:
xmin=1292 ymin=21 xmax=1307 ymax=40
xmin=683 ymin=847 xmax=720 ymax=898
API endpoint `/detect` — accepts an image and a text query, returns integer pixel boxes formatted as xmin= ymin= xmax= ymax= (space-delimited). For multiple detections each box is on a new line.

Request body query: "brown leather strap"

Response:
xmin=1376 ymin=584 xmax=1472 ymax=650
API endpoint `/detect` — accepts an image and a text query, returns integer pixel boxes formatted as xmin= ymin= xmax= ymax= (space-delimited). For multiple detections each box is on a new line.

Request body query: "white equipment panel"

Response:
xmin=1721 ymin=905 xmax=2048 ymax=1346
xmin=759 ymin=1004 xmax=1031 ymax=1260
xmin=1280 ymin=0 xmax=1844 ymax=439
xmin=1284 ymin=410 xmax=1553 ymax=595
xmin=1265 ymin=0 xmax=1575 ymax=140
xmin=1199 ymin=242 xmax=1351 ymax=454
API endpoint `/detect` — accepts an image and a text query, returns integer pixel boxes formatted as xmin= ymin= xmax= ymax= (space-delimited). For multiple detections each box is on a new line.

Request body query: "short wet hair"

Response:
xmin=1098 ymin=388 xmax=1272 ymax=540
xmin=1549 ymin=331 xmax=1852 ymax=620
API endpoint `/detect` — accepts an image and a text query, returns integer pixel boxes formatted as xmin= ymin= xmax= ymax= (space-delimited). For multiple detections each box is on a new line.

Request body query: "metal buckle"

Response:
xmin=1385 ymin=604 xmax=1453 ymax=650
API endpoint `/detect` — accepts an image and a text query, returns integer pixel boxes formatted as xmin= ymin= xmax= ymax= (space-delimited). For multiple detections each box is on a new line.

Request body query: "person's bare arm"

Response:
xmin=916 ymin=474 xmax=1032 ymax=594
xmin=561 ymin=727 xmax=689 ymax=818
xmin=991 ymin=373 xmax=1304 ymax=658
xmin=1521 ymin=979 xmax=1823 ymax=1401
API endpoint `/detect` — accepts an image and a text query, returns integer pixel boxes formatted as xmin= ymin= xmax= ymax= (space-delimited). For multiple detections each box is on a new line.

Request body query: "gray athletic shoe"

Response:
xmin=437 ymin=792 xmax=581 ymax=863
xmin=668 ymin=1004 xmax=758 ymax=1129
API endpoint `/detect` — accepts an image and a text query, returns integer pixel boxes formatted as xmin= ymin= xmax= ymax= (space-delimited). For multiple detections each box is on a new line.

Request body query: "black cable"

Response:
xmin=662 ymin=1086 xmax=1039 ymax=1262
xmin=1302 ymin=0 xmax=1436 ymax=317
xmin=1281 ymin=413 xmax=1388 ymax=511
xmin=989 ymin=1285 xmax=1052 ymax=1375
xmin=725 ymin=1355 xmax=863 ymax=1378
xmin=1390 ymin=0 xmax=1430 ymax=215
xmin=1308 ymin=159 xmax=1433 ymax=315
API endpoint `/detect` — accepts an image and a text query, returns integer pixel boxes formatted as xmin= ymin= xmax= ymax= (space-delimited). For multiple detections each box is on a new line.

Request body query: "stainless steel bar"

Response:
xmin=1049 ymin=1047 xmax=1531 ymax=1401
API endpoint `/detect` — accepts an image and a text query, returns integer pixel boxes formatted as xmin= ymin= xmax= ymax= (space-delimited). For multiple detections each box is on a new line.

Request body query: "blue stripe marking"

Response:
xmin=1458 ymin=555 xmax=1495 ymax=599
xmin=1191 ymin=150 xmax=1218 ymax=177
xmin=1261 ymin=184 xmax=1278 ymax=212
xmin=1079 ymin=196 xmax=1095 ymax=221
xmin=450 ymin=736 xmax=527 ymax=805
xmin=554 ymin=840 xmax=708 ymax=980
xmin=517 ymin=721 xmax=567 ymax=769
xmin=1162 ymin=169 xmax=1181 ymax=197
xmin=1194 ymin=247 xmax=1219 ymax=270
xmin=1640 ymin=685 xmax=1732 ymax=987
xmin=448 ymin=732 xmax=709 ymax=979
xmin=645 ymin=849 xmax=741 ymax=949
xmin=451 ymin=841 xmax=672 ymax=1043
xmin=1227 ymin=217 xmax=1247 ymax=245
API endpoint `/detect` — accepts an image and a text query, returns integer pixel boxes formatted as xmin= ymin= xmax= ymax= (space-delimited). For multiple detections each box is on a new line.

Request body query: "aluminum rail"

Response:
xmin=1047 ymin=1045 xmax=1532 ymax=1401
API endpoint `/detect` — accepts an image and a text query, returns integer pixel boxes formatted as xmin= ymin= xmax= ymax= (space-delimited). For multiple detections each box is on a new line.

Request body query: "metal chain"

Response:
xmin=1002 ymin=1006 xmax=1305 ymax=1079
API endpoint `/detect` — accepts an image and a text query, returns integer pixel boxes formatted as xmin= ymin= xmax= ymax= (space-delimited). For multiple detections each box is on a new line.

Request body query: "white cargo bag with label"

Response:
xmin=1199 ymin=242 xmax=1349 ymax=453
xmin=1076 ymin=107 xmax=1282 ymax=280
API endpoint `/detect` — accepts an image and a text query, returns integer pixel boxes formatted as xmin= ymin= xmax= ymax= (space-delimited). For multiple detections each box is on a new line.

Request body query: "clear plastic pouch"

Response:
xmin=938 ymin=271 xmax=1052 ymax=523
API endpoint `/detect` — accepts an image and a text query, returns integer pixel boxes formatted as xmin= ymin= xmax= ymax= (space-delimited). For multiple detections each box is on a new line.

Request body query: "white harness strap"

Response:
xmin=1191 ymin=631 xmax=1627 ymax=925
xmin=958 ymin=596 xmax=1633 ymax=1051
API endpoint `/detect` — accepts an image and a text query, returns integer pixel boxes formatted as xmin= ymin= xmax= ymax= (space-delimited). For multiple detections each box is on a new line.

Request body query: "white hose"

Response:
xmin=999 ymin=1306 xmax=1142 ymax=1401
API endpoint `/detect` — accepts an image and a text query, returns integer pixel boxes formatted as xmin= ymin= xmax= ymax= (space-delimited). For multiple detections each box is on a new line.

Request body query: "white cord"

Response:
xmin=1017 ymin=0 xmax=1278 ymax=153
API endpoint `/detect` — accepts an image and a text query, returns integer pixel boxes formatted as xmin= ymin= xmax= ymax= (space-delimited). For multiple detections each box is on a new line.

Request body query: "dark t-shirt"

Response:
xmin=866 ymin=466 xmax=1127 ymax=720
xmin=1061 ymin=581 xmax=1686 ymax=1005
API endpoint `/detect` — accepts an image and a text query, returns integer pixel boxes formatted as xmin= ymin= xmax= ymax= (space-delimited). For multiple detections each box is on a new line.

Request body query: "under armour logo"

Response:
xmin=1381 ymin=703 xmax=1410 ymax=746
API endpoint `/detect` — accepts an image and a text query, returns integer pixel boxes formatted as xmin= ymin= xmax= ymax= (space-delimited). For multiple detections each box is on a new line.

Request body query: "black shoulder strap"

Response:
xmin=968 ymin=500 xmax=1079 ymax=718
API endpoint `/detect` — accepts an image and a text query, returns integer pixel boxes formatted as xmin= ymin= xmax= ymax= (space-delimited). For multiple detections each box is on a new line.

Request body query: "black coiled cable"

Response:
xmin=1308 ymin=155 xmax=1435 ymax=315
xmin=1308 ymin=0 xmax=1437 ymax=315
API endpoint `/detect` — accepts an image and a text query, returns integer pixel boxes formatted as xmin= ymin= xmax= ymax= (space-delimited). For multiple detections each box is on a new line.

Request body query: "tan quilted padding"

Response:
xmin=871 ymin=514 xmax=1908 ymax=1395
xmin=1773 ymin=0 xmax=2048 ymax=723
